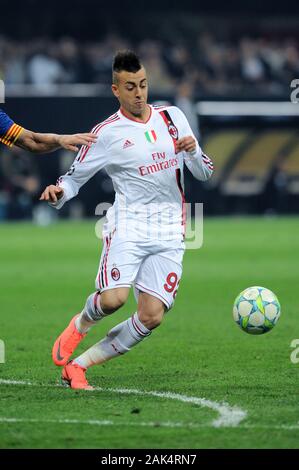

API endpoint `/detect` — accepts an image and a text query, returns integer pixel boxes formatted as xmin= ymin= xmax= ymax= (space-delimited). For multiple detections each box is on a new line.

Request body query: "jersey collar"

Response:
xmin=119 ymin=105 xmax=152 ymax=124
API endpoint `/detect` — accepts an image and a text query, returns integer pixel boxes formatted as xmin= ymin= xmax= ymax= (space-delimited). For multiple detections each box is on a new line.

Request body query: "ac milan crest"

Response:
xmin=168 ymin=124 xmax=178 ymax=140
xmin=111 ymin=268 xmax=120 ymax=281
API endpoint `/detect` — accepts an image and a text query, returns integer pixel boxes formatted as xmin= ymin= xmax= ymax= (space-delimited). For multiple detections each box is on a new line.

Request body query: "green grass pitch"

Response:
xmin=0 ymin=217 xmax=299 ymax=449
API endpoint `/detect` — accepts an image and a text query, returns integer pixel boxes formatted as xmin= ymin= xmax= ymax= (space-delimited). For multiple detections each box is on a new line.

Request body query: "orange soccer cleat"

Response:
xmin=61 ymin=360 xmax=94 ymax=390
xmin=52 ymin=314 xmax=86 ymax=366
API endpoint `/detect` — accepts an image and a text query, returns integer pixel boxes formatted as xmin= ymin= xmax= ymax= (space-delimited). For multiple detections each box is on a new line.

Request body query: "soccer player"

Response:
xmin=40 ymin=50 xmax=214 ymax=390
xmin=0 ymin=108 xmax=97 ymax=153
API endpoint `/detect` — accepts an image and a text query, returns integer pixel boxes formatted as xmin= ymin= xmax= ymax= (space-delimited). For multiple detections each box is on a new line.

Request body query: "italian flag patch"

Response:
xmin=145 ymin=130 xmax=157 ymax=143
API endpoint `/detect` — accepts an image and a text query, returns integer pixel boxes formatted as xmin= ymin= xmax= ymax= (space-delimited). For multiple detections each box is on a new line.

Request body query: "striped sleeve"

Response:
xmin=0 ymin=109 xmax=24 ymax=147
xmin=201 ymin=152 xmax=214 ymax=172
xmin=184 ymin=144 xmax=214 ymax=181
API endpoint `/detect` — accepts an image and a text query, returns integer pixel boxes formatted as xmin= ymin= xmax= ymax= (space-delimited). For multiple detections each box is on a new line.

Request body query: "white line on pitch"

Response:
xmin=0 ymin=378 xmax=246 ymax=428
xmin=0 ymin=417 xmax=211 ymax=429
xmin=0 ymin=417 xmax=299 ymax=431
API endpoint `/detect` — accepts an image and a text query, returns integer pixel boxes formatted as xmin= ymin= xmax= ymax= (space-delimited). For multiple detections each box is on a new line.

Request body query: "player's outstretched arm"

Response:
xmin=39 ymin=185 xmax=64 ymax=203
xmin=15 ymin=129 xmax=97 ymax=154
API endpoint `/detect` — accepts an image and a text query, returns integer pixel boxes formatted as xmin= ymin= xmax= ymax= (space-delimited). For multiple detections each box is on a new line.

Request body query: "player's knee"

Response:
xmin=138 ymin=308 xmax=164 ymax=330
xmin=101 ymin=288 xmax=128 ymax=314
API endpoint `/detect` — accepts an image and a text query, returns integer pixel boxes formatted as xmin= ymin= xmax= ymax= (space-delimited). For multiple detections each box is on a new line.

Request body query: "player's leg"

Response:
xmin=137 ymin=291 xmax=165 ymax=330
xmin=63 ymin=250 xmax=182 ymax=390
xmin=61 ymin=294 xmax=165 ymax=390
xmin=52 ymin=232 xmax=141 ymax=367
xmin=74 ymin=291 xmax=165 ymax=364
xmin=75 ymin=287 xmax=130 ymax=334
xmin=52 ymin=287 xmax=130 ymax=367
xmin=76 ymin=288 xmax=164 ymax=334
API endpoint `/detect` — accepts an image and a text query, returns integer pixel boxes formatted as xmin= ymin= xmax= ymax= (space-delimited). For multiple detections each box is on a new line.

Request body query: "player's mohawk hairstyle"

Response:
xmin=112 ymin=50 xmax=142 ymax=80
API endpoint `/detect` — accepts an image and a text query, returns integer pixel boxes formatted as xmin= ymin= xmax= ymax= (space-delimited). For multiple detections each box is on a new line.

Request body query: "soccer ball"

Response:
xmin=233 ymin=286 xmax=281 ymax=335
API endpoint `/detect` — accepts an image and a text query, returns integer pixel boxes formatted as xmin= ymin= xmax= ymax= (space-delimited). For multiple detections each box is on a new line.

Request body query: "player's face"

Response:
xmin=112 ymin=67 xmax=148 ymax=117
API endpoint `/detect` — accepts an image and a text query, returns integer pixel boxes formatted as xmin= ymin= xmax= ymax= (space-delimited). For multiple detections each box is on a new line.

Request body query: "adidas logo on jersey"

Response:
xmin=123 ymin=139 xmax=134 ymax=149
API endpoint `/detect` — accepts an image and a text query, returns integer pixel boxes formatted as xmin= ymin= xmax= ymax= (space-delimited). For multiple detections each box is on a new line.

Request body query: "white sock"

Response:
xmin=73 ymin=312 xmax=151 ymax=369
xmin=75 ymin=292 xmax=106 ymax=334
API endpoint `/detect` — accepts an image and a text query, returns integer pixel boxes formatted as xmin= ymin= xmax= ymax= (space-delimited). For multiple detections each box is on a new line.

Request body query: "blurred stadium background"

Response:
xmin=1 ymin=0 xmax=299 ymax=221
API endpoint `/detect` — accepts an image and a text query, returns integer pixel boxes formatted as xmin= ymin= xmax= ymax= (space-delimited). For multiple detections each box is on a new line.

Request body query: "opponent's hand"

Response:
xmin=39 ymin=185 xmax=64 ymax=203
xmin=57 ymin=133 xmax=97 ymax=152
xmin=176 ymin=136 xmax=196 ymax=153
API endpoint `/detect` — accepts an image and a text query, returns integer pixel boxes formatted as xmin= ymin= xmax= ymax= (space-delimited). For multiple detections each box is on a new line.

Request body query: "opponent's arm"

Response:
xmin=16 ymin=129 xmax=97 ymax=153
xmin=0 ymin=108 xmax=97 ymax=153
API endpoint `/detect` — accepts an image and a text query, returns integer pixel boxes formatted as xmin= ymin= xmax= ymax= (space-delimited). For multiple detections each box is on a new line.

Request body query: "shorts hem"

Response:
xmin=99 ymin=283 xmax=132 ymax=293
xmin=134 ymin=282 xmax=171 ymax=310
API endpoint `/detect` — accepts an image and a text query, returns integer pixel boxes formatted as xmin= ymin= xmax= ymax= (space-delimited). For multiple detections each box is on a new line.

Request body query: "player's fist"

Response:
xmin=176 ymin=136 xmax=196 ymax=153
xmin=39 ymin=185 xmax=64 ymax=203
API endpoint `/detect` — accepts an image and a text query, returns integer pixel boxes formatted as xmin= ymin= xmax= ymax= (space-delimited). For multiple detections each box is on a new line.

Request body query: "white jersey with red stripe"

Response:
xmin=53 ymin=104 xmax=213 ymax=240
